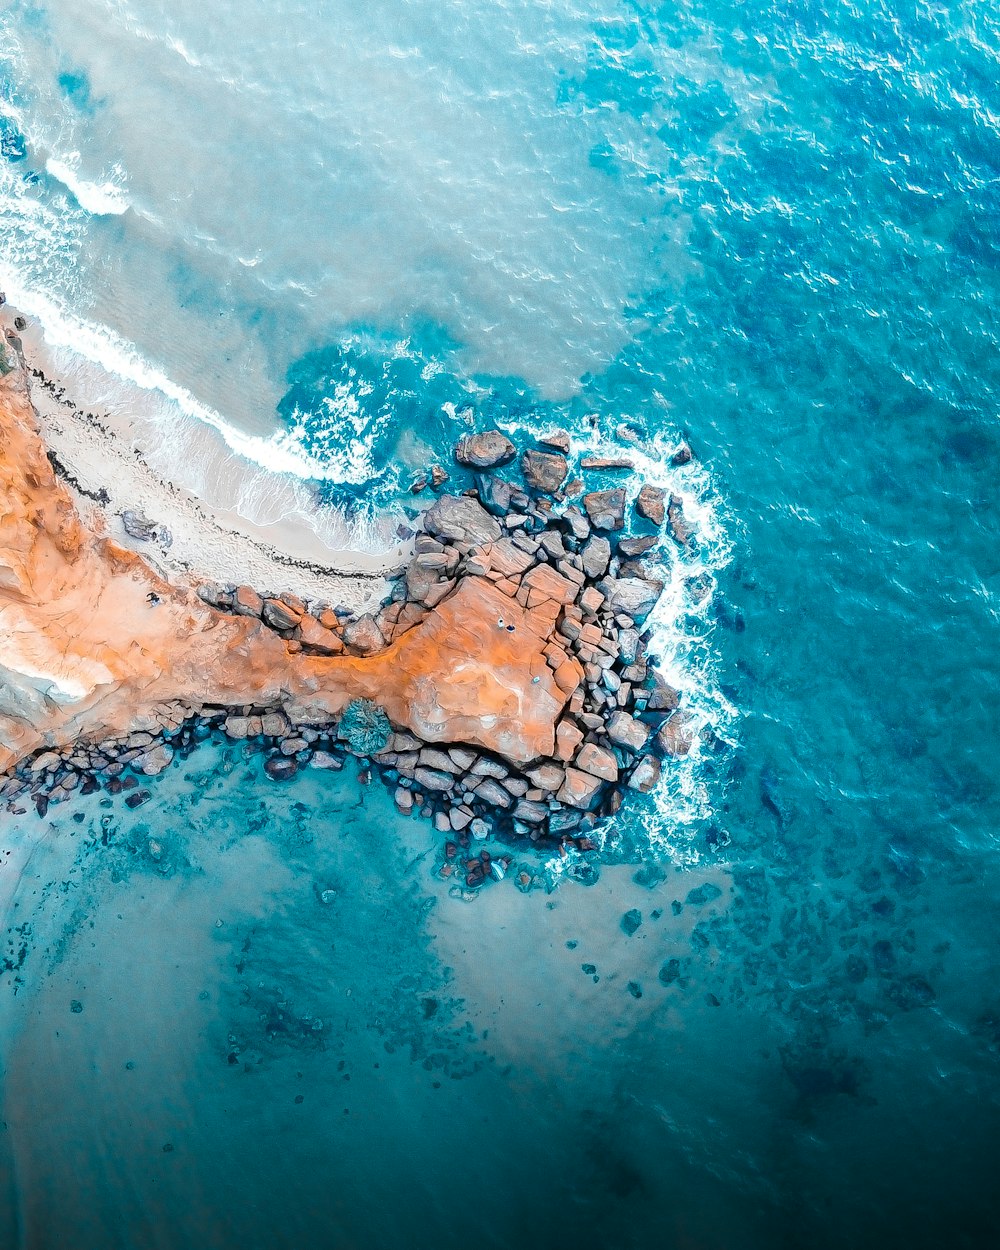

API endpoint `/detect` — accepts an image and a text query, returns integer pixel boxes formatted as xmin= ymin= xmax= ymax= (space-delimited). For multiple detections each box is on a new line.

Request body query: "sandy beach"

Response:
xmin=1 ymin=309 xmax=412 ymax=611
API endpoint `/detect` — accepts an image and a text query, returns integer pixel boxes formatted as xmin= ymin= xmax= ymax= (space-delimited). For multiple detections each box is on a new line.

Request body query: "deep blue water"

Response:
xmin=2 ymin=1 xmax=1000 ymax=1247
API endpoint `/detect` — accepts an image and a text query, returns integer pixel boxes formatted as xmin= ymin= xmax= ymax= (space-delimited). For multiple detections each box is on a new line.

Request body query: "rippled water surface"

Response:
xmin=2 ymin=1 xmax=1000 ymax=1247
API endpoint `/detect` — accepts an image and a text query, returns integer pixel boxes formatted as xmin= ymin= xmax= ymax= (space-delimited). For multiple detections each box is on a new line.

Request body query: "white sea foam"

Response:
xmin=44 ymin=156 xmax=129 ymax=216
xmin=500 ymin=418 xmax=737 ymax=862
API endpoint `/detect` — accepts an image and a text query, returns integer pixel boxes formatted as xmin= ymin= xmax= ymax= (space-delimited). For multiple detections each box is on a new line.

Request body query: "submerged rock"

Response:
xmin=621 ymin=908 xmax=643 ymax=937
xmin=264 ymin=757 xmax=297 ymax=781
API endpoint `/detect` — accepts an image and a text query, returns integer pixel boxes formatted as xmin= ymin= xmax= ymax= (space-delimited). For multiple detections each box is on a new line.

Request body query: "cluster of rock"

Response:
xmin=2 ymin=424 xmax=701 ymax=870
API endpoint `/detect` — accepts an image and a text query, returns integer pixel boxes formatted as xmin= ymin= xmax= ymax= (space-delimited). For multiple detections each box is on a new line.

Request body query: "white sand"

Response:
xmin=2 ymin=309 xmax=413 ymax=611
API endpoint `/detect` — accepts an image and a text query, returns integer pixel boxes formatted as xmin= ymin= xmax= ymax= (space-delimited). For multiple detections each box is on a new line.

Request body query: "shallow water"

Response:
xmin=2 ymin=0 xmax=1000 ymax=1246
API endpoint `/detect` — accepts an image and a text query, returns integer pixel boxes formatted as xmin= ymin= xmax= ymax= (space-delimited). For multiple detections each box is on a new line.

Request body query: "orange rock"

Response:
xmin=554 ymin=718 xmax=584 ymax=762
xmin=0 ymin=368 xmax=572 ymax=773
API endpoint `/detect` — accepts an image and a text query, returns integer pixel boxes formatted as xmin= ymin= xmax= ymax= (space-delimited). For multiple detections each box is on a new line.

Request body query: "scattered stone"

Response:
xmin=521 ymin=449 xmax=567 ymax=494
xmin=581 ymin=536 xmax=611 ymax=580
xmin=261 ymin=712 xmax=289 ymax=737
xmin=418 ymin=747 xmax=463 ymax=774
xmin=582 ymin=488 xmax=626 ymax=531
xmin=618 ymin=535 xmax=658 ymax=558
xmin=562 ymin=506 xmax=590 ymax=542
xmin=137 ymin=743 xmax=173 ymax=776
xmin=582 ymin=456 xmax=633 ymax=470
xmin=671 ymin=442 xmax=693 ymax=466
xmin=474 ymin=778 xmax=514 ymax=808
xmin=224 ymin=717 xmax=250 ymax=739
xmin=298 ymin=615 xmax=345 ymax=655
xmin=430 ymin=464 xmax=449 ymax=488
xmin=121 ymin=510 xmax=158 ymax=541
xmin=455 ymin=431 xmax=516 ymax=469
xmin=635 ymin=485 xmax=666 ymax=526
xmin=513 ymin=799 xmax=547 ymax=823
xmin=264 ymin=757 xmax=298 ymax=780
xmin=555 ymin=719 xmax=584 ymax=762
xmin=598 ymin=576 xmax=663 ymax=620
xmin=310 ymin=751 xmax=343 ymax=770
xmin=470 ymin=757 xmax=508 ymax=779
xmin=125 ymin=789 xmax=151 ymax=808
xmin=413 ymin=766 xmax=455 ymax=792
xmin=521 ymin=563 xmax=578 ymax=606
xmin=527 ymin=762 xmax=564 ymax=791
xmin=621 ymin=908 xmax=643 ymax=937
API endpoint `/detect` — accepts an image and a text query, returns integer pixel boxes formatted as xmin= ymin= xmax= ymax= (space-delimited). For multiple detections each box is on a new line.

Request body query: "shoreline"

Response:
xmin=1 ymin=308 xmax=410 ymax=610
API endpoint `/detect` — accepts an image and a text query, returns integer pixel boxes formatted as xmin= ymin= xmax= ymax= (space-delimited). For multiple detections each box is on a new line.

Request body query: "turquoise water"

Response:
xmin=2 ymin=1 xmax=1000 ymax=1246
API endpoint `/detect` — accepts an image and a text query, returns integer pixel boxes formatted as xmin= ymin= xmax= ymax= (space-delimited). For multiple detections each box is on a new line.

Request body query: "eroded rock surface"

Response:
xmin=0 ymin=369 xmax=570 ymax=772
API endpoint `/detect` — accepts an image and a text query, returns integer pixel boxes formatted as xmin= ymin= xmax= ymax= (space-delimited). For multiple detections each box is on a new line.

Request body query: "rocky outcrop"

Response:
xmin=1 ymin=347 xmax=701 ymax=856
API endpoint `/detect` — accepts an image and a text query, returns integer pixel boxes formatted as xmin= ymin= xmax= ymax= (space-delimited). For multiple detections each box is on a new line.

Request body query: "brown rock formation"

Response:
xmin=0 ymin=366 xmax=575 ymax=773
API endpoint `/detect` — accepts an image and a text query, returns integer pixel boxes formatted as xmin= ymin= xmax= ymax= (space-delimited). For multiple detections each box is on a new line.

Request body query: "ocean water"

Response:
xmin=2 ymin=1 xmax=1000 ymax=1247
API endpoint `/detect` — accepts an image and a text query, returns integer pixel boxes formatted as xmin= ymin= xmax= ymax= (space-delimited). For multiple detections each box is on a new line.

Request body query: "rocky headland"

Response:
xmin=0 ymin=327 xmax=699 ymax=878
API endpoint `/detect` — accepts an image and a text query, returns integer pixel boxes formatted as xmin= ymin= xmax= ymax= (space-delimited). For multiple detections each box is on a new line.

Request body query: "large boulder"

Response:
xmin=521 ymin=449 xmax=567 ymax=494
xmin=556 ymin=767 xmax=603 ymax=809
xmin=627 ymin=755 xmax=661 ymax=793
xmin=606 ymin=711 xmax=650 ymax=753
xmin=423 ymin=494 xmax=502 ymax=546
xmin=581 ymin=536 xmax=611 ymax=580
xmin=475 ymin=474 xmax=513 ymax=516
xmin=342 ymin=614 xmax=385 ymax=656
xmin=455 ymin=431 xmax=516 ymax=469
xmin=298 ymin=615 xmax=345 ymax=655
xmin=598 ymin=576 xmax=663 ymax=620
xmin=576 ymin=742 xmax=619 ymax=782
xmin=635 ymin=485 xmax=666 ymax=527
xmin=232 ymin=585 xmax=264 ymax=617
xmin=582 ymin=488 xmax=626 ymax=531
xmin=657 ymin=711 xmax=697 ymax=757
xmin=261 ymin=598 xmax=302 ymax=630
